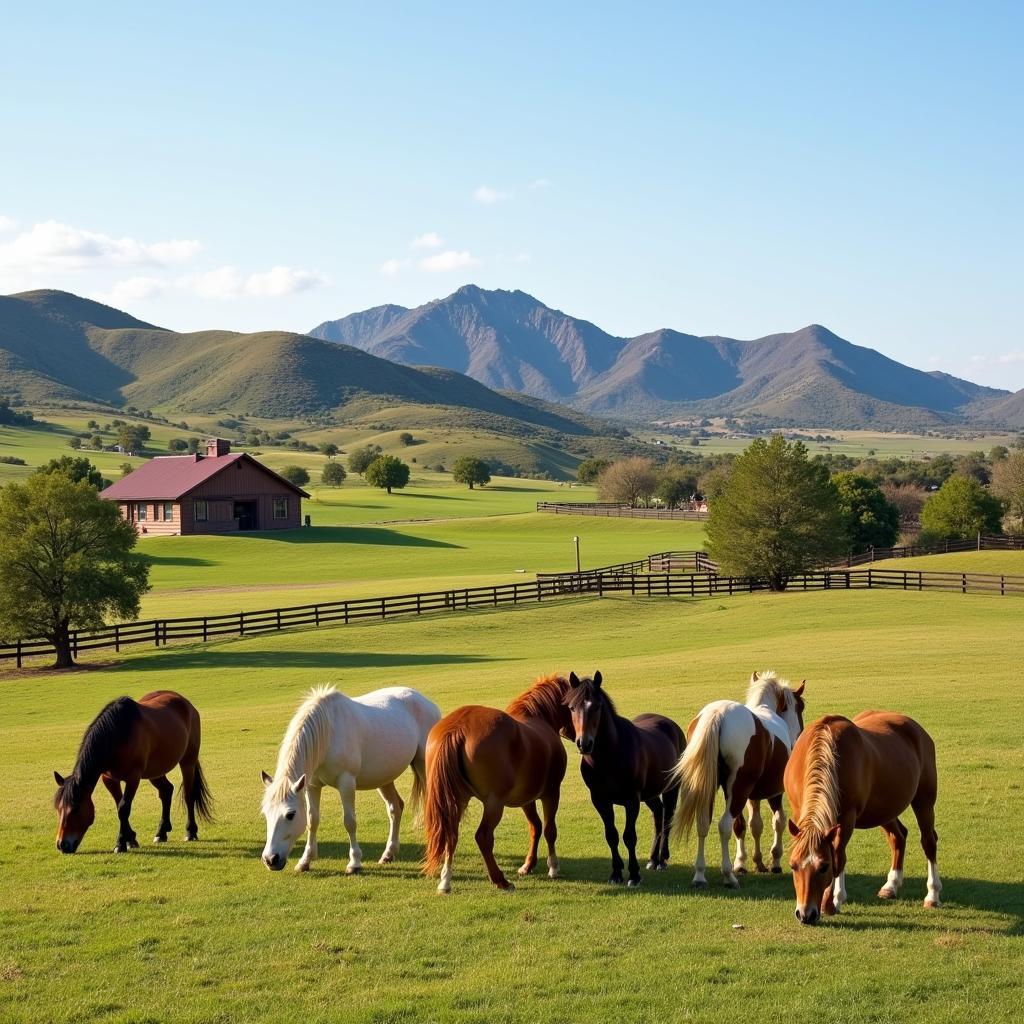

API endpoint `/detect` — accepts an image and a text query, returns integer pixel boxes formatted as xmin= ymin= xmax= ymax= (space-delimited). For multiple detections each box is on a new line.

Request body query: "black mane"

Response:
xmin=55 ymin=697 xmax=139 ymax=808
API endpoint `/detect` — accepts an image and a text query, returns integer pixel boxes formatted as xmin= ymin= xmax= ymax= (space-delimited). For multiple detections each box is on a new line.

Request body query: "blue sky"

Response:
xmin=2 ymin=2 xmax=1021 ymax=389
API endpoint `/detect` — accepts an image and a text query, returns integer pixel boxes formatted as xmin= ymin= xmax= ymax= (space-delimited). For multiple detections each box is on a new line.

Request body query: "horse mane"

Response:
xmin=263 ymin=685 xmax=338 ymax=809
xmin=507 ymin=673 xmax=572 ymax=727
xmin=792 ymin=724 xmax=841 ymax=862
xmin=55 ymin=696 xmax=139 ymax=809
xmin=746 ymin=670 xmax=794 ymax=714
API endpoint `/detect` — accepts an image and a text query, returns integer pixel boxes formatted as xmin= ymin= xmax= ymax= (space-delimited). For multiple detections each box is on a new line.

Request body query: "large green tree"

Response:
xmin=920 ymin=475 xmax=1004 ymax=540
xmin=0 ymin=474 xmax=150 ymax=668
xmin=833 ymin=472 xmax=900 ymax=553
xmin=35 ymin=456 xmax=105 ymax=489
xmin=365 ymin=455 xmax=410 ymax=494
xmin=705 ymin=435 xmax=845 ymax=590
xmin=279 ymin=465 xmax=310 ymax=487
xmin=348 ymin=445 xmax=381 ymax=476
xmin=321 ymin=462 xmax=347 ymax=487
xmin=451 ymin=456 xmax=491 ymax=489
xmin=991 ymin=450 xmax=1024 ymax=533
xmin=576 ymin=457 xmax=611 ymax=484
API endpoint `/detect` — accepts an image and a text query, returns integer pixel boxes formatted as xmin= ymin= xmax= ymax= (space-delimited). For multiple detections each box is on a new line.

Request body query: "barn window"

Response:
xmin=273 ymin=497 xmax=288 ymax=519
xmin=194 ymin=499 xmax=208 ymax=522
xmin=162 ymin=502 xmax=174 ymax=521
xmin=136 ymin=502 xmax=148 ymax=522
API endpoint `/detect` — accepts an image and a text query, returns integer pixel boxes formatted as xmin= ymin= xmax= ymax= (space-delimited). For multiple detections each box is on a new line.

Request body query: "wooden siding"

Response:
xmin=116 ymin=457 xmax=302 ymax=536
xmin=120 ymin=501 xmax=182 ymax=537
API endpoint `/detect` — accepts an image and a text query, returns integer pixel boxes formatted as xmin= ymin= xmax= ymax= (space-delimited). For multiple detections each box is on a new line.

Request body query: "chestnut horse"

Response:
xmin=565 ymin=671 xmax=684 ymax=887
xmin=671 ymin=671 xmax=805 ymax=888
xmin=53 ymin=690 xmax=212 ymax=853
xmin=785 ymin=711 xmax=942 ymax=925
xmin=423 ymin=673 xmax=575 ymax=893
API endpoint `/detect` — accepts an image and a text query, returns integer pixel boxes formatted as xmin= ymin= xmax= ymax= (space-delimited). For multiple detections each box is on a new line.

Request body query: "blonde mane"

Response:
xmin=745 ymin=669 xmax=794 ymax=714
xmin=506 ymin=673 xmax=571 ymax=728
xmin=262 ymin=686 xmax=338 ymax=809
xmin=792 ymin=725 xmax=841 ymax=861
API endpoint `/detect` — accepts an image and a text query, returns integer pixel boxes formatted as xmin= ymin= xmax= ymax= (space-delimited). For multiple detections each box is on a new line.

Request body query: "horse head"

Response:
xmin=564 ymin=671 xmax=605 ymax=755
xmin=53 ymin=771 xmax=95 ymax=854
xmin=787 ymin=819 xmax=840 ymax=925
xmin=260 ymin=771 xmax=308 ymax=870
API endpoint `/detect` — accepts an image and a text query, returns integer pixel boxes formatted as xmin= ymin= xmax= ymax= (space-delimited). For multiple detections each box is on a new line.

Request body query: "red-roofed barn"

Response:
xmin=101 ymin=439 xmax=309 ymax=536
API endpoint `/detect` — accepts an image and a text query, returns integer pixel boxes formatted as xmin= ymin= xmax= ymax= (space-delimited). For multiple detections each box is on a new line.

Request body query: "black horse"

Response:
xmin=564 ymin=671 xmax=685 ymax=887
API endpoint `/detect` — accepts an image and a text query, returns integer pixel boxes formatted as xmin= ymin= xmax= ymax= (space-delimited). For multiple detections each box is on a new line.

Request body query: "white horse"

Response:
xmin=260 ymin=685 xmax=441 ymax=873
xmin=670 ymin=671 xmax=806 ymax=888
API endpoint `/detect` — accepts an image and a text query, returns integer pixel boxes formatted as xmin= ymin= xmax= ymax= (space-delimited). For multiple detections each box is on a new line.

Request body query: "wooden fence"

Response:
xmin=3 ymin=557 xmax=1022 ymax=667
xmin=835 ymin=533 xmax=1024 ymax=567
xmin=536 ymin=502 xmax=709 ymax=520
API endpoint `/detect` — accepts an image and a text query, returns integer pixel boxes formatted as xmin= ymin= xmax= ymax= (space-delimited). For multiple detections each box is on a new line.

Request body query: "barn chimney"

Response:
xmin=206 ymin=438 xmax=231 ymax=458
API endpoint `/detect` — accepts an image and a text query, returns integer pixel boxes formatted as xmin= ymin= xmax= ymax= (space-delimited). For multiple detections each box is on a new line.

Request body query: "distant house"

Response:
xmin=101 ymin=438 xmax=309 ymax=536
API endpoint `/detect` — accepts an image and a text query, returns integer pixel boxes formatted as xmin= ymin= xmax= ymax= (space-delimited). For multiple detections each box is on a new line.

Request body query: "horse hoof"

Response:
xmin=547 ymin=867 xmax=560 ymax=879
xmin=645 ymin=861 xmax=656 ymax=871
xmin=379 ymin=854 xmax=394 ymax=865
xmin=517 ymin=863 xmax=535 ymax=876
xmin=437 ymin=886 xmax=451 ymax=895
xmin=654 ymin=863 xmax=667 ymax=872
xmin=627 ymin=878 xmax=641 ymax=889
xmin=924 ymin=898 xmax=942 ymax=909
xmin=771 ymin=866 xmax=782 ymax=874
xmin=185 ymin=833 xmax=198 ymax=842
xmin=734 ymin=866 xmax=748 ymax=875
xmin=609 ymin=876 xmax=624 ymax=886
xmin=878 ymin=886 xmax=897 ymax=900
xmin=724 ymin=877 xmax=740 ymax=890
xmin=691 ymin=879 xmax=708 ymax=890
xmin=114 ymin=845 xmax=127 ymax=854
xmin=498 ymin=882 xmax=515 ymax=893
xmin=295 ymin=861 xmax=310 ymax=873
xmin=153 ymin=835 xmax=167 ymax=844
xmin=126 ymin=839 xmax=139 ymax=849
xmin=345 ymin=865 xmax=362 ymax=876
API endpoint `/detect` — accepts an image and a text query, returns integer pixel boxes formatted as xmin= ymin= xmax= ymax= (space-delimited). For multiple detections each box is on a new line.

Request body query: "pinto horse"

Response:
xmin=423 ymin=673 xmax=575 ymax=893
xmin=671 ymin=671 xmax=805 ymax=888
xmin=565 ymin=671 xmax=684 ymax=886
xmin=53 ymin=690 xmax=212 ymax=853
xmin=261 ymin=685 xmax=440 ymax=873
xmin=785 ymin=711 xmax=942 ymax=924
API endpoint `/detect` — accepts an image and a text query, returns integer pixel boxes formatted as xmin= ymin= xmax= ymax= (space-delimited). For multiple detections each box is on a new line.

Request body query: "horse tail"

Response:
xmin=183 ymin=760 xmax=215 ymax=823
xmin=408 ymin=752 xmax=426 ymax=827
xmin=423 ymin=725 xmax=470 ymax=878
xmin=670 ymin=705 xmax=727 ymax=842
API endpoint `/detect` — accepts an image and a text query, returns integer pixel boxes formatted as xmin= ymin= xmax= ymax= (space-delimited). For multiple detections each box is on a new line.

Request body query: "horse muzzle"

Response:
xmin=262 ymin=851 xmax=286 ymax=871
xmin=576 ymin=737 xmax=595 ymax=755
xmin=795 ymin=905 xmax=820 ymax=926
xmin=57 ymin=837 xmax=80 ymax=854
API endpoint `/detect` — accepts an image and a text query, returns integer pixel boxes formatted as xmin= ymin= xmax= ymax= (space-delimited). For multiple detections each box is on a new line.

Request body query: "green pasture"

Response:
xmin=2 ymin=589 xmax=1022 ymax=1024
xmin=136 ymin=512 xmax=703 ymax=617
xmin=870 ymin=550 xmax=1024 ymax=575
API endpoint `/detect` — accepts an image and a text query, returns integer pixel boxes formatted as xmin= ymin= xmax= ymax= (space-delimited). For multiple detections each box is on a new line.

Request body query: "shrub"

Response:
xmin=398 ymin=432 xmax=414 ymax=447
xmin=280 ymin=465 xmax=311 ymax=487
xmin=920 ymin=475 xmax=1004 ymax=539
xmin=576 ymin=457 xmax=611 ymax=484
xmin=321 ymin=462 xmax=347 ymax=487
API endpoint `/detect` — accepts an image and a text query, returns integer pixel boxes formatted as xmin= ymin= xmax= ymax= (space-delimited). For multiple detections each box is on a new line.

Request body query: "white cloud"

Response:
xmin=379 ymin=258 xmax=410 ymax=275
xmin=419 ymin=250 xmax=481 ymax=273
xmin=409 ymin=232 xmax=444 ymax=250
xmin=0 ymin=219 xmax=201 ymax=273
xmin=473 ymin=185 xmax=510 ymax=204
xmin=245 ymin=265 xmax=325 ymax=297
xmin=104 ymin=276 xmax=167 ymax=305
xmin=0 ymin=215 xmax=17 ymax=233
xmin=180 ymin=265 xmax=325 ymax=299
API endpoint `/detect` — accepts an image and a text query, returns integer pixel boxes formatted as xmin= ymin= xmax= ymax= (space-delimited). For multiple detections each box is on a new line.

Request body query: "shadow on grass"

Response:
xmin=229 ymin=526 xmax=462 ymax=548
xmin=112 ymin=649 xmax=497 ymax=672
xmin=140 ymin=554 xmax=217 ymax=567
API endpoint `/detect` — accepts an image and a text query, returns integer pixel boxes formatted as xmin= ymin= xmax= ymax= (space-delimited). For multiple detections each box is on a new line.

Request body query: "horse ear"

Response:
xmin=290 ymin=774 xmax=307 ymax=795
xmin=261 ymin=770 xmax=273 ymax=787
xmin=825 ymin=824 xmax=841 ymax=848
xmin=54 ymin=771 xmax=65 ymax=787
xmin=569 ymin=672 xmax=580 ymax=687
xmin=751 ymin=671 xmax=759 ymax=682
xmin=593 ymin=670 xmax=602 ymax=688
xmin=794 ymin=680 xmax=806 ymax=697
xmin=787 ymin=818 xmax=801 ymax=838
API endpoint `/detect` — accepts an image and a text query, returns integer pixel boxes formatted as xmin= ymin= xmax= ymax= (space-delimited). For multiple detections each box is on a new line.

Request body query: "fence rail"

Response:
xmin=4 ymin=557 xmax=1023 ymax=667
xmin=835 ymin=533 xmax=1024 ymax=567
xmin=536 ymin=502 xmax=709 ymax=520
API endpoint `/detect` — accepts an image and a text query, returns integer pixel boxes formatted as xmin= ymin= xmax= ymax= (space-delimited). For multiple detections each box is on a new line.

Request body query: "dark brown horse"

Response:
xmin=423 ymin=673 xmax=575 ymax=893
xmin=565 ymin=671 xmax=685 ymax=887
xmin=53 ymin=690 xmax=213 ymax=853
xmin=785 ymin=711 xmax=942 ymax=925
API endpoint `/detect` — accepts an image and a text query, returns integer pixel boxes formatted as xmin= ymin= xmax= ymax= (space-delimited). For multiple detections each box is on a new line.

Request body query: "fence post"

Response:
xmin=867 ymin=569 xmax=873 ymax=589
xmin=203 ymin=617 xmax=209 ymax=642
xmin=115 ymin=624 xmax=121 ymax=653
xmin=1001 ymin=575 xmax=1005 ymax=596
xmin=16 ymin=640 xmax=22 ymax=670
xmin=277 ymin=609 xmax=282 ymax=630
xmin=154 ymin=622 xmax=160 ymax=647
xmin=239 ymin=612 xmax=245 ymax=637
xmin=962 ymin=573 xmax=967 ymax=594
xmin=977 ymin=531 xmax=981 ymax=551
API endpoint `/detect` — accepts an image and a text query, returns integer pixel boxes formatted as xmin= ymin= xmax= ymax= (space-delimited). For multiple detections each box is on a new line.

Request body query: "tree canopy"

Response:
xmin=365 ymin=455 xmax=410 ymax=494
xmin=705 ymin=435 xmax=845 ymax=590
xmin=318 ymin=442 xmax=339 ymax=459
xmin=991 ymin=451 xmax=1024 ymax=533
xmin=35 ymin=455 xmax=105 ymax=490
xmin=596 ymin=457 xmax=658 ymax=506
xmin=348 ymin=445 xmax=381 ymax=475
xmin=321 ymin=462 xmax=347 ymax=487
xmin=833 ymin=472 xmax=900 ymax=552
xmin=279 ymin=465 xmax=310 ymax=487
xmin=451 ymin=456 xmax=491 ymax=489
xmin=0 ymin=473 xmax=150 ymax=667
xmin=576 ymin=457 xmax=611 ymax=484
xmin=920 ymin=475 xmax=1004 ymax=540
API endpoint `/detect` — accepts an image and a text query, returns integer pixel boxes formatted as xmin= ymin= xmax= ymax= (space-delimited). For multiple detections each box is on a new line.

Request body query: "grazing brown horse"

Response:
xmin=423 ymin=673 xmax=575 ymax=893
xmin=671 ymin=671 xmax=806 ymax=888
xmin=565 ymin=671 xmax=684 ymax=886
xmin=785 ymin=711 xmax=942 ymax=925
xmin=53 ymin=691 xmax=212 ymax=853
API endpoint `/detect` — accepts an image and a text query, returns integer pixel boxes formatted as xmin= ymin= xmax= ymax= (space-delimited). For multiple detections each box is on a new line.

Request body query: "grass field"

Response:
xmin=2 ymin=589 xmax=1023 ymax=1024
xmin=871 ymin=551 xmax=1024 ymax=575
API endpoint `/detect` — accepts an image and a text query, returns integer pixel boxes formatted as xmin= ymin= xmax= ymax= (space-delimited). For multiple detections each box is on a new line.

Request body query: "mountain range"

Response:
xmin=311 ymin=285 xmax=1020 ymax=430
xmin=0 ymin=289 xmax=659 ymax=477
